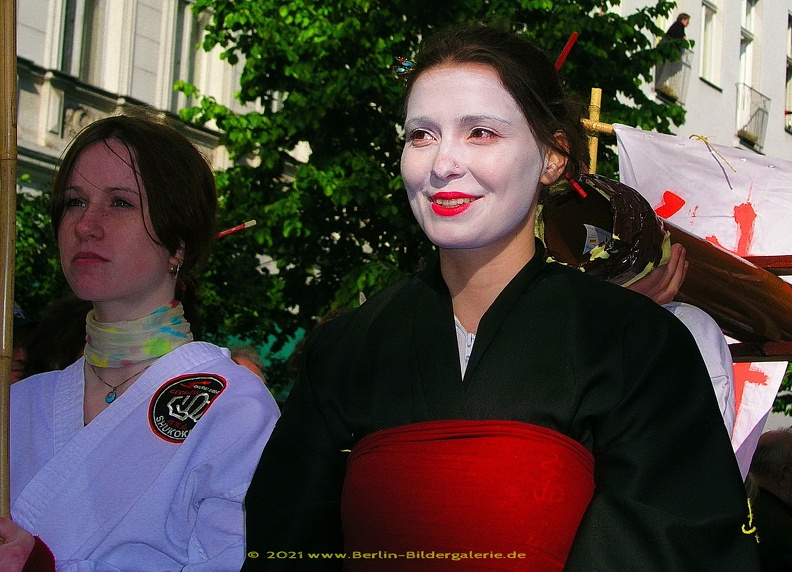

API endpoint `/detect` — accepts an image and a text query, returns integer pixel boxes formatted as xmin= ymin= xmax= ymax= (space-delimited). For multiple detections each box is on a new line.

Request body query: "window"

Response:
xmin=61 ymin=0 xmax=105 ymax=83
xmin=788 ymin=12 xmax=792 ymax=60
xmin=170 ymin=0 xmax=207 ymax=112
xmin=742 ymin=0 xmax=756 ymax=31
xmin=700 ymin=0 xmax=722 ymax=85
xmin=740 ymin=0 xmax=756 ymax=87
xmin=786 ymin=14 xmax=792 ymax=131
xmin=786 ymin=67 xmax=792 ymax=131
xmin=740 ymin=33 xmax=753 ymax=88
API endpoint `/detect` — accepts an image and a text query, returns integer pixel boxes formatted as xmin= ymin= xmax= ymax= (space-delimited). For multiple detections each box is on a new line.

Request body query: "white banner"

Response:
xmin=615 ymin=124 xmax=792 ymax=257
xmin=615 ymin=125 xmax=792 ymax=476
xmin=732 ymin=361 xmax=787 ymax=479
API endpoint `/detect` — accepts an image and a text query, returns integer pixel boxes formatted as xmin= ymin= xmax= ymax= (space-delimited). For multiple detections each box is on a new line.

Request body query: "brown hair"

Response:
xmin=403 ymin=24 xmax=589 ymax=179
xmin=50 ymin=110 xmax=217 ymax=324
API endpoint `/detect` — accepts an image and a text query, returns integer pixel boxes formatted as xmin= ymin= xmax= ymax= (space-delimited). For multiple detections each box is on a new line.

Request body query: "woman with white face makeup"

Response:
xmin=3 ymin=113 xmax=280 ymax=571
xmin=244 ymin=25 xmax=760 ymax=571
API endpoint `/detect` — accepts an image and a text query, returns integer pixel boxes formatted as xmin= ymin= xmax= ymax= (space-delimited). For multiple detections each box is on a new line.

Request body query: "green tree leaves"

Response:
xmin=14 ymin=188 xmax=71 ymax=321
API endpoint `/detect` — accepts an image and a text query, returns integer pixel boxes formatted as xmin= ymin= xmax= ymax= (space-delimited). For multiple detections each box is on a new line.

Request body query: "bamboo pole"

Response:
xmin=581 ymin=118 xmax=614 ymax=136
xmin=587 ymin=88 xmax=603 ymax=174
xmin=0 ymin=0 xmax=18 ymax=518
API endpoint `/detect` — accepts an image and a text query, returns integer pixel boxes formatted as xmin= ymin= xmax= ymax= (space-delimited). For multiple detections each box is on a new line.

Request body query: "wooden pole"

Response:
xmin=587 ymin=88 xmax=603 ymax=174
xmin=0 ymin=0 xmax=18 ymax=518
xmin=581 ymin=118 xmax=614 ymax=136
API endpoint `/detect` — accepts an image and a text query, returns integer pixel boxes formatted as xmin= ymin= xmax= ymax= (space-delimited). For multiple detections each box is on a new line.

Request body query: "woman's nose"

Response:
xmin=74 ymin=207 xmax=104 ymax=240
xmin=431 ymin=150 xmax=464 ymax=181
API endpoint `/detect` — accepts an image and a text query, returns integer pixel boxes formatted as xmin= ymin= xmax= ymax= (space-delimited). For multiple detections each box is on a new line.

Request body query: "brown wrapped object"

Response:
xmin=536 ymin=174 xmax=670 ymax=286
xmin=667 ymin=221 xmax=792 ymax=343
xmin=537 ymin=174 xmax=792 ymax=343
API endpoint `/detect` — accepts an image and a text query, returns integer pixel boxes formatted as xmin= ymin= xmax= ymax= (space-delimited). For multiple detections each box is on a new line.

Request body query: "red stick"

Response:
xmin=564 ymin=173 xmax=587 ymax=199
xmin=554 ymin=32 xmax=579 ymax=70
xmin=215 ymin=220 xmax=257 ymax=239
xmin=554 ymin=32 xmax=586 ymax=198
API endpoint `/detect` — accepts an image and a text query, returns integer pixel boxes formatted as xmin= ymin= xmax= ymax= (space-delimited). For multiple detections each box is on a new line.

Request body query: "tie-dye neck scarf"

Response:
xmin=84 ymin=300 xmax=193 ymax=368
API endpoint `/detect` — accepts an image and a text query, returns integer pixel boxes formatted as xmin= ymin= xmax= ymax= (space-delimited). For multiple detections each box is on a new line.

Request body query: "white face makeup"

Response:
xmin=401 ymin=63 xmax=550 ymax=252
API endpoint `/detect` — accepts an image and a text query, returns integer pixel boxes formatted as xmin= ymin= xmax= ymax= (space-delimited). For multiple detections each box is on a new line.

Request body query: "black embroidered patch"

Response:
xmin=149 ymin=374 xmax=226 ymax=443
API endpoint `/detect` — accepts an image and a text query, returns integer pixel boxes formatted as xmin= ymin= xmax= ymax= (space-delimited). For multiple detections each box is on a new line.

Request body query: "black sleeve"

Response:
xmin=243 ymin=332 xmax=348 ymax=571
xmin=565 ymin=307 xmax=761 ymax=571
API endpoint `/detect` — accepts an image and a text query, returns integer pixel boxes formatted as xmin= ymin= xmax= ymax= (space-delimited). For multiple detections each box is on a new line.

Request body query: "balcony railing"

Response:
xmin=654 ymin=50 xmax=692 ymax=105
xmin=736 ymin=83 xmax=770 ymax=152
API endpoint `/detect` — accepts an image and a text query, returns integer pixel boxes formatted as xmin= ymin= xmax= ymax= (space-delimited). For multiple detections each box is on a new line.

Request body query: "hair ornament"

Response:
xmin=564 ymin=172 xmax=588 ymax=199
xmin=392 ymin=57 xmax=415 ymax=76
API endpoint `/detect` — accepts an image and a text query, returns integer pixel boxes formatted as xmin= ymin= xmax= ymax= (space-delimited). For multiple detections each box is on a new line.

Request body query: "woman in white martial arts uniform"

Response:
xmin=0 ymin=112 xmax=280 ymax=571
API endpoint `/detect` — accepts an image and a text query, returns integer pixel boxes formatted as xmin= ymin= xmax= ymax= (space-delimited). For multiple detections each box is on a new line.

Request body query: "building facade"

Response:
xmin=14 ymin=1 xmax=792 ymax=189
xmin=15 ymin=0 xmax=251 ymax=193
xmin=12 ymin=0 xmax=792 ymax=421
xmin=620 ymin=0 xmax=792 ymax=160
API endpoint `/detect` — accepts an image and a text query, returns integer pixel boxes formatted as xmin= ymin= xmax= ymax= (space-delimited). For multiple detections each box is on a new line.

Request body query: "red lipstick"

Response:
xmin=430 ymin=192 xmax=478 ymax=217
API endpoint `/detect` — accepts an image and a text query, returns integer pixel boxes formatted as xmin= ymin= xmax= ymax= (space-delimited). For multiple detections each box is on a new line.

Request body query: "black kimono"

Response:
xmin=244 ymin=245 xmax=760 ymax=571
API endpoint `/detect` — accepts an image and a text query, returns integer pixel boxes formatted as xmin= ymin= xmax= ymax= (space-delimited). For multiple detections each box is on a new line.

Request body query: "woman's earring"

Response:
xmin=170 ymin=263 xmax=182 ymax=279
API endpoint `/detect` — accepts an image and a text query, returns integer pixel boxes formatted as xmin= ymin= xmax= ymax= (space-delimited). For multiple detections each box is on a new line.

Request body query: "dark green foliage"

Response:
xmin=777 ymin=366 xmax=792 ymax=416
xmin=14 ymin=186 xmax=71 ymax=323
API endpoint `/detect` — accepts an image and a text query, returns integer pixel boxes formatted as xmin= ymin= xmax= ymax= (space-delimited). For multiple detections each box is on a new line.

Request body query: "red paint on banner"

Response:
xmin=654 ymin=190 xmax=686 ymax=219
xmin=653 ymin=186 xmax=759 ymax=255
xmin=733 ymin=202 xmax=757 ymax=256
xmin=706 ymin=234 xmax=726 ymax=249
xmin=732 ymin=362 xmax=769 ymax=416
xmin=704 ymin=201 xmax=757 ymax=255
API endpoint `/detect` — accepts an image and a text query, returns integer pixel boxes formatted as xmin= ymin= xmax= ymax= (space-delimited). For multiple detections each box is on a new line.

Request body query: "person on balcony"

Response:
xmin=663 ymin=13 xmax=690 ymax=42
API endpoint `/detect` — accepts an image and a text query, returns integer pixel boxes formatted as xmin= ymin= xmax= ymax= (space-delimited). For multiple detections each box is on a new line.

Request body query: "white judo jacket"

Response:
xmin=11 ymin=342 xmax=279 ymax=571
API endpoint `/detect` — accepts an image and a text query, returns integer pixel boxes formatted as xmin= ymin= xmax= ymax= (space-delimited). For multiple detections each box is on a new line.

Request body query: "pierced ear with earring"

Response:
xmin=169 ymin=242 xmax=185 ymax=281
xmin=542 ymin=162 xmax=560 ymax=183
xmin=169 ymin=262 xmax=187 ymax=294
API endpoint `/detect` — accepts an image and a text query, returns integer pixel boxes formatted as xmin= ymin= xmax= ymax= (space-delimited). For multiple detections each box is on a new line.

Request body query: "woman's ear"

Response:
xmin=539 ymin=133 xmax=570 ymax=186
xmin=169 ymin=241 xmax=186 ymax=270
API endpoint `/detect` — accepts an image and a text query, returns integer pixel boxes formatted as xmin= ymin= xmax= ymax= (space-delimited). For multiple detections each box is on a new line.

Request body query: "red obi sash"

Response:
xmin=341 ymin=420 xmax=594 ymax=571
